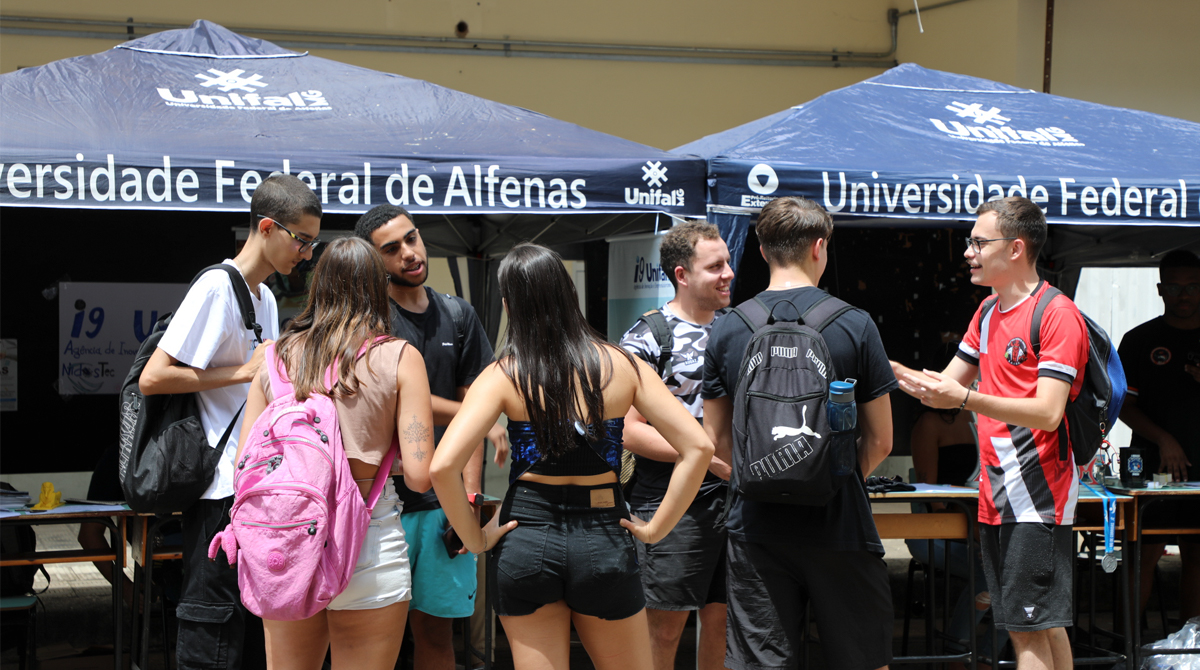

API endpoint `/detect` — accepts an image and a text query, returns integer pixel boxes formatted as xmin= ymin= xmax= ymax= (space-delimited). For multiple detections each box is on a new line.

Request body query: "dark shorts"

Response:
xmin=634 ymin=489 xmax=727 ymax=611
xmin=489 ymin=480 xmax=644 ymax=621
xmin=725 ymin=539 xmax=893 ymax=670
xmin=87 ymin=444 xmax=125 ymax=502
xmin=979 ymin=523 xmax=1074 ymax=632
xmin=1141 ymin=498 xmax=1200 ymax=546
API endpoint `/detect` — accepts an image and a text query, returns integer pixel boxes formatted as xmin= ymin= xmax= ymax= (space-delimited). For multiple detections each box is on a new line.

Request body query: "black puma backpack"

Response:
xmin=729 ymin=294 xmax=857 ymax=505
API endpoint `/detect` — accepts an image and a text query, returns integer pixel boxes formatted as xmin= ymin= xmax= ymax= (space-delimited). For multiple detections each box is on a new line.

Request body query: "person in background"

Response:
xmin=355 ymin=205 xmax=507 ymax=670
xmin=77 ymin=445 xmax=135 ymax=605
xmin=430 ymin=243 xmax=714 ymax=670
xmin=618 ymin=221 xmax=734 ymax=670
xmin=1118 ymin=249 xmax=1200 ymax=629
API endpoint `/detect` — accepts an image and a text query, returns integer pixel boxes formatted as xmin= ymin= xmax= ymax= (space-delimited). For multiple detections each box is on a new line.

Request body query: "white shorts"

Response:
xmin=327 ymin=480 xmax=412 ymax=611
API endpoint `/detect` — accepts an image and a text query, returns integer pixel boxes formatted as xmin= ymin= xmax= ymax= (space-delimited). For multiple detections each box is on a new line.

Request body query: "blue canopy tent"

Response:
xmin=1 ymin=19 xmax=707 ymax=344
xmin=675 ymin=63 xmax=1200 ymax=288
xmin=0 ymin=21 xmax=707 ymax=476
xmin=0 ymin=20 xmax=705 ymax=255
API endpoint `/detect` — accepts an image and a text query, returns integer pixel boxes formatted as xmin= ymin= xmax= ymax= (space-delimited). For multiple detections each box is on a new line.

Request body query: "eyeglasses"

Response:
xmin=258 ymin=215 xmax=320 ymax=253
xmin=1160 ymin=283 xmax=1200 ymax=297
xmin=965 ymin=237 xmax=1019 ymax=253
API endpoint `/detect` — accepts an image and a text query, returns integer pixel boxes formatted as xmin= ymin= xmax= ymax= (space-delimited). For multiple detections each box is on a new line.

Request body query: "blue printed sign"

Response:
xmin=58 ymin=282 xmax=188 ymax=394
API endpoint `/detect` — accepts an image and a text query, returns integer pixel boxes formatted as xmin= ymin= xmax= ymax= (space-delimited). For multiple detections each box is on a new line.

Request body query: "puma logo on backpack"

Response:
xmin=730 ymin=294 xmax=857 ymax=505
xmin=208 ymin=341 xmax=396 ymax=621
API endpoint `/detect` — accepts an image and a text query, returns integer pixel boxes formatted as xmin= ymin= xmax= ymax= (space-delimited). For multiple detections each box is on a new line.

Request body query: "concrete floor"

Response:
xmin=2 ymin=525 xmax=1187 ymax=670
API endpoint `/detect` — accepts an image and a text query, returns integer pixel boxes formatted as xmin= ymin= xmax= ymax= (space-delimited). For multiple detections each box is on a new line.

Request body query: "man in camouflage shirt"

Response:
xmin=619 ymin=221 xmax=735 ymax=670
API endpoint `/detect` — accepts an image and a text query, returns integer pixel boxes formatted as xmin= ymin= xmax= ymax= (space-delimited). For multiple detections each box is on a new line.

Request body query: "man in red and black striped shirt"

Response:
xmin=892 ymin=197 xmax=1087 ymax=670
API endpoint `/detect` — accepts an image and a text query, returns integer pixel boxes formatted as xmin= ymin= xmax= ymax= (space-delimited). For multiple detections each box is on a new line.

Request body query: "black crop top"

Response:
xmin=508 ymin=418 xmax=625 ymax=484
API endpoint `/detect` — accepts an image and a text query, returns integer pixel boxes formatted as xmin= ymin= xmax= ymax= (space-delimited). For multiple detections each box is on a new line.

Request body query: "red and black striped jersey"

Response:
xmin=956 ymin=282 xmax=1088 ymax=525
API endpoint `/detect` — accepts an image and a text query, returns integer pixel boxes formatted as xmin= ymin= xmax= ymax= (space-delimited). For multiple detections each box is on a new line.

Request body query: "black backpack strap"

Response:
xmin=731 ymin=297 xmax=771 ymax=332
xmin=439 ymin=293 xmax=466 ymax=358
xmin=976 ymin=295 xmax=1000 ymax=332
xmin=1026 ymin=284 xmax=1070 ymax=461
xmin=192 ymin=264 xmax=263 ymax=344
xmin=1028 ymin=284 xmax=1062 ymax=359
xmin=800 ymin=294 xmax=854 ymax=333
xmin=636 ymin=309 xmax=674 ymax=378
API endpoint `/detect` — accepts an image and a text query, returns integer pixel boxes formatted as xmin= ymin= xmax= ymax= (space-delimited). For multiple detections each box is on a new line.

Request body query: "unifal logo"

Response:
xmin=929 ymin=101 xmax=1084 ymax=147
xmin=626 ymin=160 xmax=686 ymax=207
xmin=156 ymin=69 xmax=331 ymax=111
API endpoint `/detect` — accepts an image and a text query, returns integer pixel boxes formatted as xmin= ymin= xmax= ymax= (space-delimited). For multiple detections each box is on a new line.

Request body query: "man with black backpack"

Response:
xmin=140 ymin=175 xmax=321 ymax=670
xmin=703 ymin=197 xmax=896 ymax=670
xmin=618 ymin=221 xmax=734 ymax=670
xmin=356 ymin=205 xmax=504 ymax=670
xmin=892 ymin=197 xmax=1088 ymax=670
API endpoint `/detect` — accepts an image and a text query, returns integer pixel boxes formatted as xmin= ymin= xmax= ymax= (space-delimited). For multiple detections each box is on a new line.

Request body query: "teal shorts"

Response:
xmin=400 ymin=508 xmax=478 ymax=618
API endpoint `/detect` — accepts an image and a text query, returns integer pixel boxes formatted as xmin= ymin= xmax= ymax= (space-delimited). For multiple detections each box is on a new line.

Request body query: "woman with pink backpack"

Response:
xmin=430 ymin=243 xmax=714 ymax=670
xmin=229 ymin=236 xmax=435 ymax=669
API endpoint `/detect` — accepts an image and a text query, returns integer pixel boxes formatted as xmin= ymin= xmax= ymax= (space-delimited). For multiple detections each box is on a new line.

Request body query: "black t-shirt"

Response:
xmin=389 ymin=287 xmax=494 ymax=513
xmin=1118 ymin=317 xmax=1200 ymax=479
xmin=702 ymin=287 xmax=898 ymax=554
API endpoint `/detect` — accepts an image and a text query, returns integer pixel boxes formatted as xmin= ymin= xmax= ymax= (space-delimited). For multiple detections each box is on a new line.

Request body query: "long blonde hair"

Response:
xmin=275 ymin=237 xmax=393 ymax=400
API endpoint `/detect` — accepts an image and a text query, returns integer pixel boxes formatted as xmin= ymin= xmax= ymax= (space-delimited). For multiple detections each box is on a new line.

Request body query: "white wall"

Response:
xmin=1073 ymin=266 xmax=1163 ymax=449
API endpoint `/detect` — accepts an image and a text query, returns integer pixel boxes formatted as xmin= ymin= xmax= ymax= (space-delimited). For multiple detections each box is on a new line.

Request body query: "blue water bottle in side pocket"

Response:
xmin=828 ymin=379 xmax=857 ymax=476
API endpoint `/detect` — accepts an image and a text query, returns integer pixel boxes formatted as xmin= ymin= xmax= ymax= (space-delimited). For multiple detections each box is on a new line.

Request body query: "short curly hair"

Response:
xmin=659 ymin=221 xmax=721 ymax=290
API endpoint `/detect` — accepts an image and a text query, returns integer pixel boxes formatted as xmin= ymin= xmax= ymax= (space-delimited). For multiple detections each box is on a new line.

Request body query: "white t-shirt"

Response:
xmin=157 ymin=260 xmax=279 ymax=500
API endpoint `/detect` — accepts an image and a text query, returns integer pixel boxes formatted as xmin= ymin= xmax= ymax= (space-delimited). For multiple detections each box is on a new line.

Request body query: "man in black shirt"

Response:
xmin=357 ymin=205 xmax=506 ymax=670
xmin=703 ymin=197 xmax=896 ymax=670
xmin=1118 ymin=249 xmax=1200 ymax=627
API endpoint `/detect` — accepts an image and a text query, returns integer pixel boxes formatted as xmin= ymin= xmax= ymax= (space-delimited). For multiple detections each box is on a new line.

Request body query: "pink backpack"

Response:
xmin=208 ymin=340 xmax=397 ymax=620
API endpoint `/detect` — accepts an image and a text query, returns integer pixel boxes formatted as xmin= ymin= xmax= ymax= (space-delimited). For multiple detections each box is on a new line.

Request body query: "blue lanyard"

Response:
xmin=1082 ymin=480 xmax=1117 ymax=571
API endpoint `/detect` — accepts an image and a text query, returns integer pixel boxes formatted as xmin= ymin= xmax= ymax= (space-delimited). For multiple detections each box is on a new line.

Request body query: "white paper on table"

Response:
xmin=23 ymin=504 xmax=128 ymax=515
xmin=908 ymin=483 xmax=977 ymax=493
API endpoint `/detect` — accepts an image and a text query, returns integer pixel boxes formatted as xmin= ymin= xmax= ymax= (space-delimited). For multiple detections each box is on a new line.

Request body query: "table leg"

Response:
xmin=1132 ymin=500 xmax=1144 ymax=668
xmin=925 ymin=537 xmax=935 ymax=658
xmin=1121 ymin=515 xmax=1133 ymax=667
xmin=114 ymin=516 xmax=126 ymax=670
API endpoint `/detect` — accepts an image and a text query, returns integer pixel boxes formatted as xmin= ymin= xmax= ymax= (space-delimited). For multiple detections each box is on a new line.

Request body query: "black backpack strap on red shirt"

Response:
xmin=975 ymin=295 xmax=1000 ymax=335
xmin=1028 ymin=283 xmax=1062 ymax=359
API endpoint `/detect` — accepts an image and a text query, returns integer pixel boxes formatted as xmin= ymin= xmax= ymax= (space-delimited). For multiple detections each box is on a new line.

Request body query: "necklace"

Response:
xmin=766 ymin=280 xmax=814 ymax=291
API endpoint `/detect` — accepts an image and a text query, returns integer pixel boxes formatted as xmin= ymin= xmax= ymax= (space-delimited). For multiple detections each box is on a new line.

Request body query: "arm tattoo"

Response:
xmin=404 ymin=415 xmax=431 ymax=461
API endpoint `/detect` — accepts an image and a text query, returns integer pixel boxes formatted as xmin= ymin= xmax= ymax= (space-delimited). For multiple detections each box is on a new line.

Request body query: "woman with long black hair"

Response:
xmin=430 ymin=242 xmax=713 ymax=670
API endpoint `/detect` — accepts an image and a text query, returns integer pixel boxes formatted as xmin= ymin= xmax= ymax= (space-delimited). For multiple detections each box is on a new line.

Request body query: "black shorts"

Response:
xmin=725 ymin=539 xmax=892 ymax=670
xmin=1141 ymin=498 xmax=1200 ymax=546
xmin=87 ymin=444 xmax=125 ymax=502
xmin=634 ymin=489 xmax=727 ymax=611
xmin=980 ymin=523 xmax=1074 ymax=632
xmin=489 ymin=480 xmax=644 ymax=621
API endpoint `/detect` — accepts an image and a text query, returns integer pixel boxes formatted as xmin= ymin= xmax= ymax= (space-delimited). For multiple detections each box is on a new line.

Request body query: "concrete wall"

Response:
xmin=4 ymin=0 xmax=1195 ymax=151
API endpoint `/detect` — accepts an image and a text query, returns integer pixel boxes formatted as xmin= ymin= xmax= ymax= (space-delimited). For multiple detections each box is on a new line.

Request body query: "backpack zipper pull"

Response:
xmin=307 ymin=520 xmax=317 ymax=535
xmin=238 ymin=455 xmax=249 ymax=469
